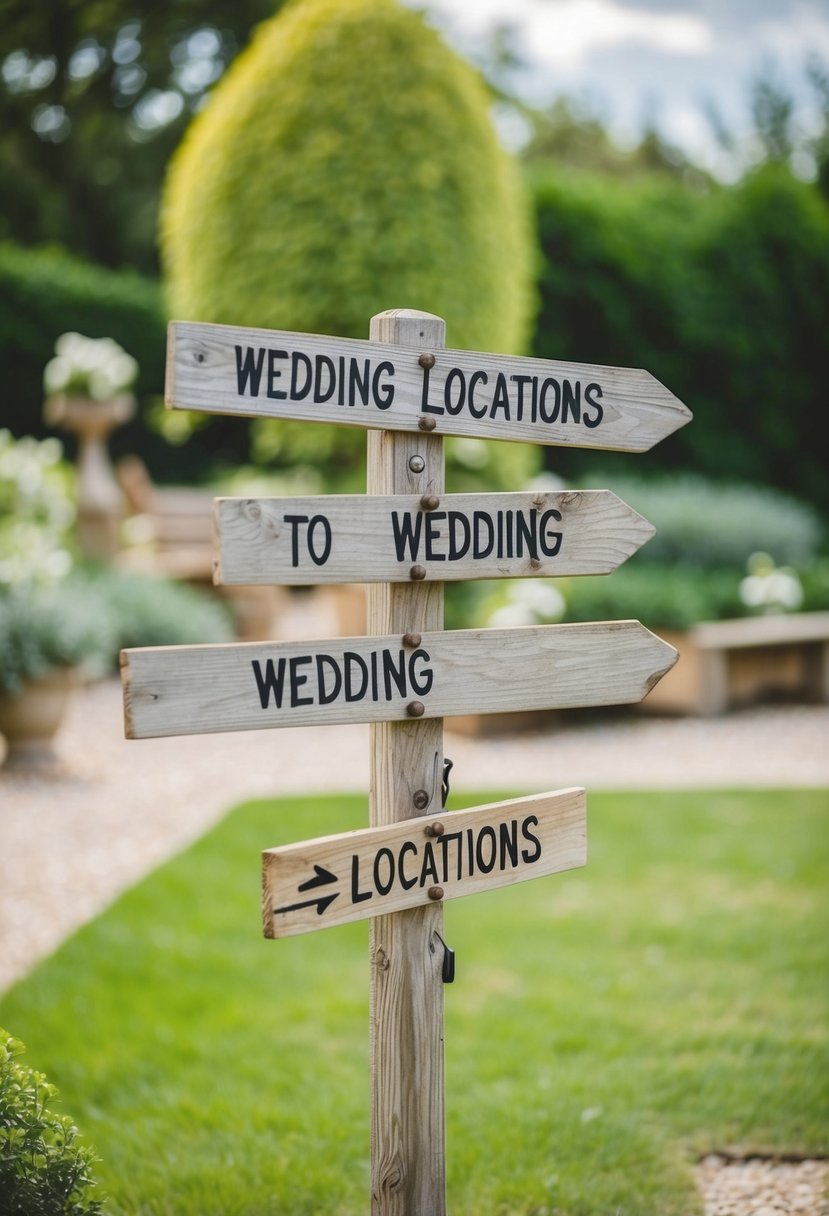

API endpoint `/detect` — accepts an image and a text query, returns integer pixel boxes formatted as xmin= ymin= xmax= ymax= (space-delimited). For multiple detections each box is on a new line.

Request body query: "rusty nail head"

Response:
xmin=407 ymin=700 xmax=425 ymax=718
xmin=425 ymin=821 xmax=445 ymax=838
xmin=402 ymin=632 xmax=422 ymax=649
xmin=529 ymin=558 xmax=542 ymax=570
xmin=413 ymin=789 xmax=430 ymax=811
xmin=408 ymin=454 xmax=425 ymax=473
xmin=410 ymin=564 xmax=426 ymax=581
xmin=428 ymin=886 xmax=445 ymax=901
xmin=420 ymin=494 xmax=440 ymax=512
xmin=418 ymin=416 xmax=437 ymax=432
xmin=418 ymin=352 xmax=436 ymax=369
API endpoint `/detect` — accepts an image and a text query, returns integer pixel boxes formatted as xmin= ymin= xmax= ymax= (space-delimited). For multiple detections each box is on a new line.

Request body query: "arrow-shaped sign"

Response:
xmin=263 ymin=788 xmax=587 ymax=938
xmin=121 ymin=620 xmax=677 ymax=740
xmin=166 ymin=321 xmax=691 ymax=453
xmin=213 ymin=489 xmax=654 ymax=585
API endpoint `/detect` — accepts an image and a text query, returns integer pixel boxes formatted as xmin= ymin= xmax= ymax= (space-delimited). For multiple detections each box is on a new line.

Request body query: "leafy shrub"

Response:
xmin=161 ymin=0 xmax=536 ymax=493
xmin=80 ymin=565 xmax=233 ymax=654
xmin=0 ymin=569 xmax=233 ymax=693
xmin=0 ymin=581 xmax=113 ymax=693
xmin=529 ymin=165 xmax=829 ymax=515
xmin=0 ymin=1028 xmax=103 ymax=1215
xmin=597 ymin=475 xmax=823 ymax=568
xmin=162 ymin=0 xmax=533 ymax=352
xmin=446 ymin=566 xmax=745 ymax=633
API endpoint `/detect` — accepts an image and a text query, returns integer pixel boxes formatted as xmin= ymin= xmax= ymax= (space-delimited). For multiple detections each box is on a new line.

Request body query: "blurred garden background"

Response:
xmin=0 ymin=0 xmax=827 ymax=1212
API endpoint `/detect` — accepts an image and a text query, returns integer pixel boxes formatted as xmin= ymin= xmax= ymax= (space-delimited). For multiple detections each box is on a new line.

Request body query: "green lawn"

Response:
xmin=1 ymin=789 xmax=826 ymax=1215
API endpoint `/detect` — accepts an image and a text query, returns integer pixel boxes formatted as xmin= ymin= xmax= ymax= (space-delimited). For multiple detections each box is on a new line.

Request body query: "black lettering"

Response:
xmin=439 ymin=831 xmax=463 ymax=881
xmin=420 ymin=360 xmax=442 ymax=415
xmin=505 ymin=510 xmax=514 ymax=559
xmin=511 ymin=374 xmax=532 ymax=422
xmin=408 ymin=649 xmax=433 ymax=696
xmin=351 ymin=855 xmax=371 ymax=904
xmin=562 ymin=380 xmax=580 ymax=424
xmin=290 ymin=351 xmax=312 ymax=399
xmin=499 ymin=820 xmax=519 ymax=869
xmin=289 ymin=655 xmax=313 ymax=706
xmin=344 ymin=652 xmax=368 ymax=702
xmin=489 ymin=372 xmax=510 ymax=420
xmin=540 ymin=509 xmax=563 ymax=557
xmin=373 ymin=360 xmax=395 ymax=410
xmin=473 ymin=512 xmax=494 ymax=559
xmin=467 ymin=370 xmax=488 ymax=419
xmin=252 ymin=657 xmax=286 ymax=709
xmin=391 ymin=511 xmax=422 ymax=561
xmin=447 ymin=512 xmax=470 ymax=561
xmin=348 ymin=358 xmax=370 ymax=407
xmin=313 ymin=355 xmax=336 ymax=403
xmin=267 ymin=348 xmax=287 ymax=399
xmin=398 ymin=841 xmax=418 ymax=890
xmin=316 ymin=654 xmax=342 ymax=704
xmin=284 ymin=514 xmax=309 ymax=567
xmin=382 ymin=648 xmax=408 ymax=700
xmin=521 ymin=815 xmax=542 ymax=863
xmin=337 ymin=356 xmax=345 ymax=406
xmin=516 ymin=509 xmax=538 ymax=560
xmin=373 ymin=847 xmax=395 ymax=896
xmin=419 ymin=841 xmax=439 ymax=886
xmin=425 ymin=512 xmax=446 ymax=561
xmin=307 ymin=515 xmax=332 ymax=566
xmin=539 ymin=377 xmax=561 ymax=424
xmin=444 ymin=368 xmax=466 ymax=415
xmin=235 ymin=345 xmax=265 ymax=397
xmin=476 ymin=826 xmax=497 ymax=873
xmin=584 ymin=382 xmax=604 ymax=428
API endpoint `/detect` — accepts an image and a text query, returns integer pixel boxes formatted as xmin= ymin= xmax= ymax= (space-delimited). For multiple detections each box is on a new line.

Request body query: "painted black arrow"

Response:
xmin=297 ymin=864 xmax=338 ymax=893
xmin=275 ymin=864 xmax=340 ymax=917
xmin=274 ymin=891 xmax=339 ymax=917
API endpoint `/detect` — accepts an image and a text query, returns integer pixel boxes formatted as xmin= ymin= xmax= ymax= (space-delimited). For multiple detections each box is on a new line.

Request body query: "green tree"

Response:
xmin=0 ymin=0 xmax=277 ymax=272
xmin=161 ymin=0 xmax=537 ymax=492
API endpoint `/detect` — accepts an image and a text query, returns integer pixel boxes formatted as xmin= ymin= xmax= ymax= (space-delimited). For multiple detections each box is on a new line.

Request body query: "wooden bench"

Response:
xmin=643 ymin=611 xmax=829 ymax=716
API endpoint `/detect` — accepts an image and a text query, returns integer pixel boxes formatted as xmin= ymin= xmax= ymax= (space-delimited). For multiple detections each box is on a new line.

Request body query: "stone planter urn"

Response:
xmin=0 ymin=667 xmax=81 ymax=770
xmin=44 ymin=393 xmax=135 ymax=560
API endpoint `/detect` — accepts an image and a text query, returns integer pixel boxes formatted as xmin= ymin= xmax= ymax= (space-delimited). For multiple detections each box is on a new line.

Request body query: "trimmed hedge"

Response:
xmin=530 ymin=165 xmax=829 ymax=514
xmin=0 ymin=242 xmax=249 ymax=481
xmin=161 ymin=0 xmax=534 ymax=354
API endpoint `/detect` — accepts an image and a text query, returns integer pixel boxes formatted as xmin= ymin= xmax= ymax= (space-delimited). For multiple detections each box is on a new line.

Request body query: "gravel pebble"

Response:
xmin=695 ymin=1157 xmax=829 ymax=1216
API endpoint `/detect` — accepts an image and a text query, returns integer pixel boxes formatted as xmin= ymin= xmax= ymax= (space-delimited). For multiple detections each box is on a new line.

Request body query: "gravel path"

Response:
xmin=1 ymin=680 xmax=826 ymax=1214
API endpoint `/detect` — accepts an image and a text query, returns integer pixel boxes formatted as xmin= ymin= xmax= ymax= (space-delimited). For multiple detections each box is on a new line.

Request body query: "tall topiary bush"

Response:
xmin=161 ymin=0 xmax=534 ymax=355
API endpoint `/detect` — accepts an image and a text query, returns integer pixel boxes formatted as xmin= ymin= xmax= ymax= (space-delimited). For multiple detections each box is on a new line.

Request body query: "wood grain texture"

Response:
xmin=213 ymin=489 xmax=655 ymax=585
xmin=166 ymin=319 xmax=691 ymax=452
xmin=367 ymin=310 xmax=446 ymax=1216
xmin=262 ymin=788 xmax=587 ymax=938
xmin=119 ymin=620 xmax=678 ymax=740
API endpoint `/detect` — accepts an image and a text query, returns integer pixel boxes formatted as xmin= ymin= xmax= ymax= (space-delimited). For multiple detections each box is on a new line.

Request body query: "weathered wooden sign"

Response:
xmin=166 ymin=320 xmax=691 ymax=452
xmin=121 ymin=305 xmax=691 ymax=1216
xmin=121 ymin=620 xmax=677 ymax=739
xmin=213 ymin=489 xmax=655 ymax=585
xmin=263 ymin=788 xmax=586 ymax=938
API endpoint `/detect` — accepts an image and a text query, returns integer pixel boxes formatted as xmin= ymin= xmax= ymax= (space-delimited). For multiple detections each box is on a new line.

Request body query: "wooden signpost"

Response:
xmin=122 ymin=307 xmax=690 ymax=1215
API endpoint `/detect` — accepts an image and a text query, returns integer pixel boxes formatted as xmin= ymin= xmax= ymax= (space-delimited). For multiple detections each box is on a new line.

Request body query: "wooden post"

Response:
xmin=367 ymin=309 xmax=446 ymax=1215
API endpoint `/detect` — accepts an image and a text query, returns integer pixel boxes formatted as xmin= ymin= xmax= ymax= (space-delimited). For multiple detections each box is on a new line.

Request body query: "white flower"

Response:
xmin=44 ymin=333 xmax=138 ymax=397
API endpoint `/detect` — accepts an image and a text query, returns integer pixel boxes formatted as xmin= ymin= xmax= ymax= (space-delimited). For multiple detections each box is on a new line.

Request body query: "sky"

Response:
xmin=404 ymin=0 xmax=829 ymax=177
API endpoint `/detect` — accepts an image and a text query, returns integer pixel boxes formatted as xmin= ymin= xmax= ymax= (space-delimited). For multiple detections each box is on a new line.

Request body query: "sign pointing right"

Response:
xmin=122 ymin=620 xmax=678 ymax=739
